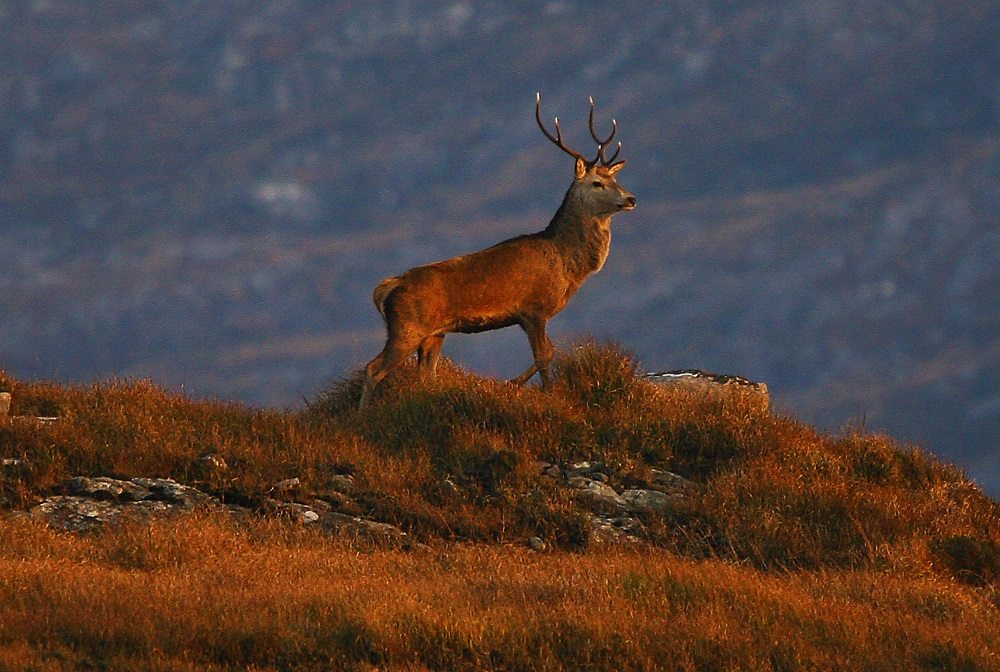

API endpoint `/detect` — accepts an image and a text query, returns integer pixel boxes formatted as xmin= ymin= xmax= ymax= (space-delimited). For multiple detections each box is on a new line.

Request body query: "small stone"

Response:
xmin=329 ymin=474 xmax=354 ymax=493
xmin=527 ymin=536 xmax=546 ymax=551
xmin=198 ymin=453 xmax=228 ymax=472
xmin=542 ymin=464 xmax=562 ymax=479
xmin=321 ymin=512 xmax=413 ymax=549
xmin=272 ymin=477 xmax=301 ymax=492
xmin=319 ymin=490 xmax=360 ymax=514
xmin=587 ymin=515 xmax=640 ymax=546
xmin=649 ymin=469 xmax=697 ymax=494
xmin=269 ymin=501 xmax=322 ymax=524
xmin=535 ymin=461 xmax=563 ymax=479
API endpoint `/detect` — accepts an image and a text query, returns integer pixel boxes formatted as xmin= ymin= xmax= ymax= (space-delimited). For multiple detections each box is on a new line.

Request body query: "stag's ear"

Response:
xmin=575 ymin=157 xmax=588 ymax=179
xmin=607 ymin=161 xmax=626 ymax=176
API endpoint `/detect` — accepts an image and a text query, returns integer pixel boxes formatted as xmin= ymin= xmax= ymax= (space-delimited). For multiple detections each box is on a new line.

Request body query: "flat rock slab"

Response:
xmin=645 ymin=369 xmax=770 ymax=414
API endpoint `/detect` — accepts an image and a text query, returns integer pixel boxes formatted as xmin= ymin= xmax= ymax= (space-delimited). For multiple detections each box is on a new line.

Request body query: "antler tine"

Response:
xmin=588 ymin=96 xmax=619 ymax=165
xmin=604 ymin=141 xmax=623 ymax=166
xmin=536 ymin=92 xmax=588 ymax=163
xmin=588 ymin=97 xmax=617 ymax=147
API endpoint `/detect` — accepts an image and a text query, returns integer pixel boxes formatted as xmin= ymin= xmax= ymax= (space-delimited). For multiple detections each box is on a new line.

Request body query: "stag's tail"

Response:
xmin=372 ymin=276 xmax=403 ymax=321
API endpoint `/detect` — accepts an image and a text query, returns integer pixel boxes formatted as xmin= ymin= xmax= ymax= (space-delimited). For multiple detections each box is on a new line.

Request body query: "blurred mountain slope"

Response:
xmin=1 ymin=1 xmax=997 ymax=490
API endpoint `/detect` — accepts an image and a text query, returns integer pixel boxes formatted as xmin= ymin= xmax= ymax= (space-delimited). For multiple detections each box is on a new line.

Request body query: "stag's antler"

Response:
xmin=589 ymin=96 xmax=623 ymax=167
xmin=536 ymin=93 xmax=624 ymax=168
xmin=535 ymin=92 xmax=589 ymax=164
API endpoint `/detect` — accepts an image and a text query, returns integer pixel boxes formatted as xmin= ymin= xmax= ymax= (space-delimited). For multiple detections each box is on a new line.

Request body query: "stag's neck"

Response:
xmin=544 ymin=200 xmax=613 ymax=278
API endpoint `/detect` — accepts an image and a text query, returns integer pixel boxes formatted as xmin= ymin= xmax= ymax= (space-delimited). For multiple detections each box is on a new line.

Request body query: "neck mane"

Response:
xmin=543 ymin=189 xmax=613 ymax=278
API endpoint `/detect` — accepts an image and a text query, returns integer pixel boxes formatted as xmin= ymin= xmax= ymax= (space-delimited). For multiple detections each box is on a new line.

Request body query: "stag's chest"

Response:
xmin=577 ymin=221 xmax=612 ymax=275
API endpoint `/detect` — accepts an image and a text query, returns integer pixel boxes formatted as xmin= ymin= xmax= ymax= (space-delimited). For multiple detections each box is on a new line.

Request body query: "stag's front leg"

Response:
xmin=511 ymin=317 xmax=555 ymax=388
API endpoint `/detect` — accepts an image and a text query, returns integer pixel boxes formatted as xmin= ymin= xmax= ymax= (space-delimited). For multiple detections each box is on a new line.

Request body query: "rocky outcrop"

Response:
xmin=27 ymin=476 xmax=238 ymax=533
xmin=18 ymin=464 xmax=699 ymax=551
xmin=23 ymin=475 xmax=417 ymax=549
xmin=537 ymin=460 xmax=699 ymax=547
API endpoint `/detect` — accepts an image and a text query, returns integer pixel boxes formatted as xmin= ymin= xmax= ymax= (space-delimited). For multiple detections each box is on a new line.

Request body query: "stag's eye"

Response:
xmin=592 ymin=181 xmax=605 ymax=188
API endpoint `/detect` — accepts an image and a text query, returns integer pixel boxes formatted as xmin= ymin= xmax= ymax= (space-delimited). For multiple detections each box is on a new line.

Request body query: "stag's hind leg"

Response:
xmin=359 ymin=331 xmax=425 ymax=410
xmin=510 ymin=317 xmax=555 ymax=388
xmin=417 ymin=334 xmax=445 ymax=374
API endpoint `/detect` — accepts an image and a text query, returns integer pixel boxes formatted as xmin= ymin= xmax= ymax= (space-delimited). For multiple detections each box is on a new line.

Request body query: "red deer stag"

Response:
xmin=358 ymin=93 xmax=636 ymax=409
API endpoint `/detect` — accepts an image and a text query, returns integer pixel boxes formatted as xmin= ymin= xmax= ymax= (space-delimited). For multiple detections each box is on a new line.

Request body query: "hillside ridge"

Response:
xmin=1 ymin=343 xmax=999 ymax=670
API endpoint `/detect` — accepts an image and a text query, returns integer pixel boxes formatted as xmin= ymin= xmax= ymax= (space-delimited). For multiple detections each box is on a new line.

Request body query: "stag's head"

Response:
xmin=536 ymin=93 xmax=636 ymax=217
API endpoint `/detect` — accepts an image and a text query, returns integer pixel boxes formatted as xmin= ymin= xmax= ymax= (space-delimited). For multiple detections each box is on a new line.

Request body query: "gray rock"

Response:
xmin=329 ymin=474 xmax=355 ymax=493
xmin=568 ymin=461 xmax=610 ymax=477
xmin=568 ymin=476 xmax=626 ymax=509
xmin=527 ymin=536 xmax=546 ymax=551
xmin=620 ymin=488 xmax=683 ymax=514
xmin=587 ymin=515 xmax=642 ymax=546
xmin=31 ymin=496 xmax=176 ymax=533
xmin=648 ymin=469 xmax=698 ymax=495
xmin=131 ymin=478 xmax=214 ymax=507
xmin=197 ymin=453 xmax=229 ymax=472
xmin=320 ymin=512 xmax=414 ymax=549
xmin=268 ymin=500 xmax=322 ymax=524
xmin=271 ymin=477 xmax=301 ymax=493
xmin=536 ymin=461 xmax=562 ymax=479
xmin=28 ymin=475 xmax=414 ymax=546
xmin=65 ymin=476 xmax=152 ymax=502
xmin=31 ymin=477 xmax=222 ymax=532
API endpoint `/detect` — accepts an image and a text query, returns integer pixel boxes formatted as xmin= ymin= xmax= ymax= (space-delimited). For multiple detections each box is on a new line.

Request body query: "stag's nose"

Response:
xmin=622 ymin=195 xmax=637 ymax=210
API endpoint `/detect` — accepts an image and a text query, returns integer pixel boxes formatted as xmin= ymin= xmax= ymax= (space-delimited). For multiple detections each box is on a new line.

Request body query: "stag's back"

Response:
xmin=377 ymin=231 xmax=574 ymax=333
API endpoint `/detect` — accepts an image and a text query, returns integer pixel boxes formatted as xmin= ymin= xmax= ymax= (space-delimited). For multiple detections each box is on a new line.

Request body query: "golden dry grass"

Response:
xmin=0 ymin=513 xmax=998 ymax=671
xmin=1 ymin=342 xmax=999 ymax=670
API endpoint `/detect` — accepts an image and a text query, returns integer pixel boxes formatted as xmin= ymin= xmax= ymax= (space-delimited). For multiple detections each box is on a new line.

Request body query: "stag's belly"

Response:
xmin=450 ymin=313 xmax=519 ymax=334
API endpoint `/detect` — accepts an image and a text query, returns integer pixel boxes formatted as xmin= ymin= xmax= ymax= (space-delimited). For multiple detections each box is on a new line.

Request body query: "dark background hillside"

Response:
xmin=1 ymin=2 xmax=997 ymax=492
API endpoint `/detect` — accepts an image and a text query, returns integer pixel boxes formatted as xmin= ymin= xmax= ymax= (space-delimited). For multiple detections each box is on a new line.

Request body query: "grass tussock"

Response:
xmin=2 ymin=344 xmax=999 ymax=669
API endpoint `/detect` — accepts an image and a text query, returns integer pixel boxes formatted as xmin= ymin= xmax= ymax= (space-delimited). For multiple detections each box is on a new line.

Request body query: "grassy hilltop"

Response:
xmin=1 ymin=342 xmax=998 ymax=671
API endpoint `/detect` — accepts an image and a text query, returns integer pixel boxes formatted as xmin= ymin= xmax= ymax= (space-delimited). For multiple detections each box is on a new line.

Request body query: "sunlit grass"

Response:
xmin=1 ymin=343 xmax=998 ymax=670
xmin=0 ymin=514 xmax=997 ymax=671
